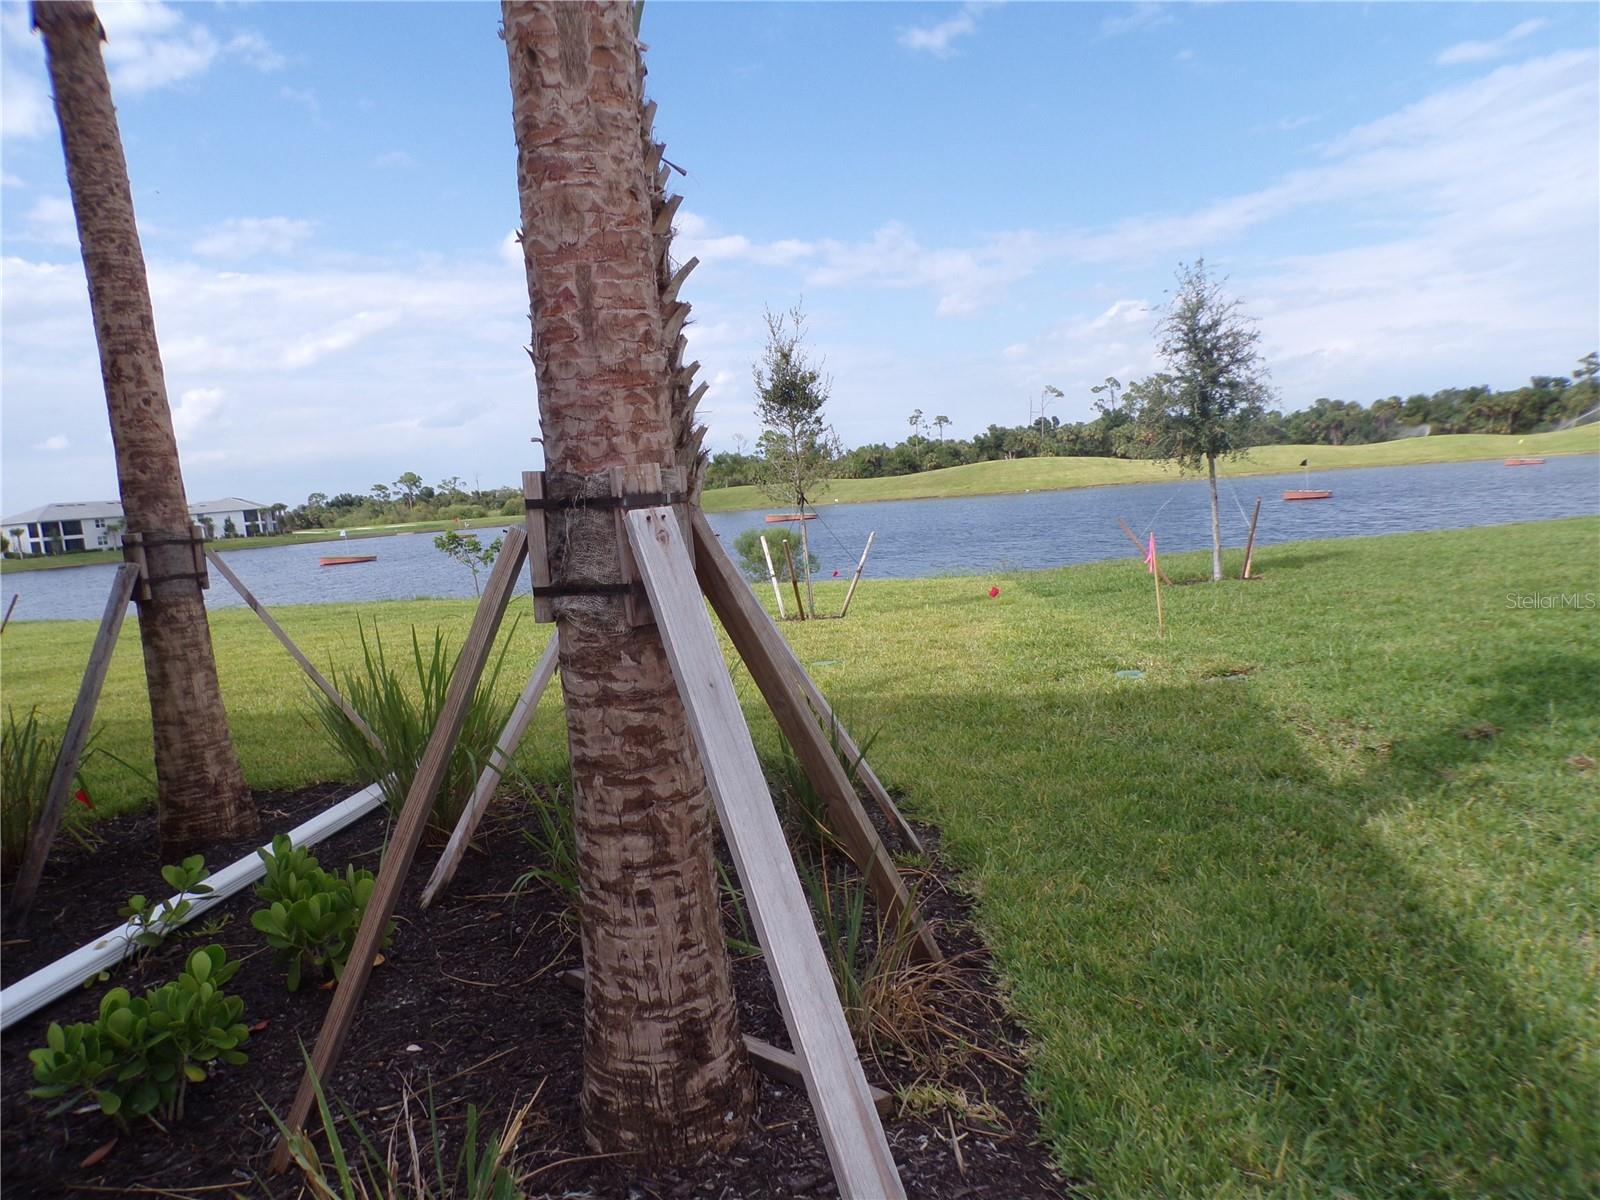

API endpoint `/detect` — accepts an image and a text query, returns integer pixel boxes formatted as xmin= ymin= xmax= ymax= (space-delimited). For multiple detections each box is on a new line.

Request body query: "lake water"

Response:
xmin=5 ymin=456 xmax=1596 ymax=622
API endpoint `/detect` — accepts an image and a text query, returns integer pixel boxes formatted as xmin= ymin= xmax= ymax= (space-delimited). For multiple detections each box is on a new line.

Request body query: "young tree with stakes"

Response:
xmin=503 ymin=0 xmax=752 ymax=1162
xmin=32 ymin=0 xmax=257 ymax=850
xmin=1143 ymin=260 xmax=1272 ymax=581
xmin=755 ymin=304 xmax=837 ymax=618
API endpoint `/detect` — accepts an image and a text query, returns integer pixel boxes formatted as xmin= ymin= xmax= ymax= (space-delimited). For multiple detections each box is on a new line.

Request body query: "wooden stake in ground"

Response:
xmin=759 ymin=534 xmax=787 ymax=619
xmin=420 ymin=634 xmax=560 ymax=908
xmin=34 ymin=0 xmax=256 ymax=850
xmin=1 ymin=594 xmax=18 ymax=634
xmin=627 ymin=506 xmax=906 ymax=1200
xmin=204 ymin=550 xmax=381 ymax=752
xmin=274 ymin=529 xmax=528 ymax=1169
xmin=8 ymin=562 xmax=139 ymax=920
xmin=695 ymin=517 xmax=924 ymax=856
xmin=783 ymin=537 xmax=807 ymax=619
xmin=837 ymin=531 xmax=876 ymax=619
xmin=1241 ymin=497 xmax=1262 ymax=580
xmin=1145 ymin=533 xmax=1166 ymax=639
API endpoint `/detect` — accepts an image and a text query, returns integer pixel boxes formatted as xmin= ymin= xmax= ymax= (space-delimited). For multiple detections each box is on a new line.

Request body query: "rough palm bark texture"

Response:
xmin=34 ymin=0 xmax=256 ymax=852
xmin=634 ymin=51 xmax=708 ymax=496
xmin=503 ymin=0 xmax=752 ymax=1162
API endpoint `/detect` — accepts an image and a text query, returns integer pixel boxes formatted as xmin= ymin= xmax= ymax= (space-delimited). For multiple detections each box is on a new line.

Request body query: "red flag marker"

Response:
xmin=74 ymin=787 xmax=92 ymax=809
xmin=988 ymin=586 xmax=1000 ymax=598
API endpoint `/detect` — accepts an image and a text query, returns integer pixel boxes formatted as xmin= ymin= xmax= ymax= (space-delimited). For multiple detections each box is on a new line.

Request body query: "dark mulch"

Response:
xmin=1 ymin=784 xmax=1072 ymax=1198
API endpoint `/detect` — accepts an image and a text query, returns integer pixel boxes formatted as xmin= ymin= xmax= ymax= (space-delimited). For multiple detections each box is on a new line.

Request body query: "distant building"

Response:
xmin=1 ymin=497 xmax=278 ymax=557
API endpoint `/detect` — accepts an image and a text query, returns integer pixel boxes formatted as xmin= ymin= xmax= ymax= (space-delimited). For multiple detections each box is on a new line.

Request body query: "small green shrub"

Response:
xmin=310 ymin=618 xmax=519 ymax=833
xmin=251 ymin=834 xmax=391 ymax=991
xmin=28 ymin=944 xmax=249 ymax=1124
xmin=732 ymin=526 xmax=818 ymax=584
xmin=120 ymin=855 xmax=213 ymax=949
xmin=432 ymin=529 xmax=504 ymax=596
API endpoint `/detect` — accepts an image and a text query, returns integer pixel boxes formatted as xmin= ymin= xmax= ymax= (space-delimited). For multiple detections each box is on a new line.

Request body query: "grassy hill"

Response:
xmin=700 ymin=424 xmax=1600 ymax=512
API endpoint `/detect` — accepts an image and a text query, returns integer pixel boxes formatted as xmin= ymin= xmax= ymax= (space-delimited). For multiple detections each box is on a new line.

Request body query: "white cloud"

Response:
xmin=1101 ymin=3 xmax=1174 ymax=38
xmin=172 ymin=387 xmax=225 ymax=439
xmin=279 ymin=86 xmax=321 ymax=118
xmin=1 ymin=173 xmax=23 ymax=188
xmin=1 ymin=5 xmax=51 ymax=139
xmin=1173 ymin=48 xmax=1196 ymax=63
xmin=499 ymin=229 xmax=524 ymax=268
xmin=374 ymin=150 xmax=415 ymax=169
xmin=192 ymin=217 xmax=315 ymax=259
xmin=1 ymin=1 xmax=283 ymax=136
xmin=23 ymin=196 xmax=79 ymax=246
xmin=674 ymin=211 xmax=814 ymax=268
xmin=280 ymin=309 xmax=402 ymax=369
xmin=1276 ymin=114 xmax=1319 ymax=132
xmin=34 ymin=435 xmax=69 ymax=452
xmin=223 ymin=31 xmax=286 ymax=73
xmin=1437 ymin=18 xmax=1547 ymax=66
xmin=898 ymin=6 xmax=979 ymax=59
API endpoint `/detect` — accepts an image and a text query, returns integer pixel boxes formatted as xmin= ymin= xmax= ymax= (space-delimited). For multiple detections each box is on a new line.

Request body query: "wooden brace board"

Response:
xmin=690 ymin=513 xmax=938 ymax=961
xmin=205 ymin=549 xmax=382 ymax=752
xmin=273 ymin=528 xmax=529 ymax=1167
xmin=420 ymin=633 xmax=560 ymax=908
xmin=626 ymin=507 xmax=905 ymax=1200
xmin=8 ymin=562 xmax=140 ymax=920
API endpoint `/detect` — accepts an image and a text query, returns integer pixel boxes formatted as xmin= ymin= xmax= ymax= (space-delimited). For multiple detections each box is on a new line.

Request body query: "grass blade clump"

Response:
xmin=311 ymin=618 xmax=519 ymax=834
xmin=2 ymin=706 xmax=100 ymax=874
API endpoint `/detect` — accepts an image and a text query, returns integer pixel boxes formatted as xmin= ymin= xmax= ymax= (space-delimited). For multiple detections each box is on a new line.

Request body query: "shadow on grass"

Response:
xmin=882 ymin=672 xmax=1597 ymax=1197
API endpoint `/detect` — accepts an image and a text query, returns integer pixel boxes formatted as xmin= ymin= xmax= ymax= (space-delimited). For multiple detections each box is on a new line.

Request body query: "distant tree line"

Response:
xmin=271 ymin=473 xmax=524 ymax=532
xmin=703 ymin=351 xmax=1598 ymax=489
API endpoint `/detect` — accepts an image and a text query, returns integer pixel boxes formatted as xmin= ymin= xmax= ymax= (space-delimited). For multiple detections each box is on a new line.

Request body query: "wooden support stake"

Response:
xmin=1150 ymin=536 xmax=1166 ymax=640
xmin=1119 ymin=517 xmax=1172 ymax=586
xmin=8 ymin=563 xmax=140 ymax=921
xmin=697 ymin=516 xmax=924 ymax=858
xmin=782 ymin=536 xmax=806 ymax=619
xmin=273 ymin=529 xmax=529 ymax=1169
xmin=420 ymin=634 xmax=559 ymax=908
xmin=522 ymin=470 xmax=553 ymax=623
xmin=626 ymin=508 xmax=905 ymax=1200
xmin=837 ymin=531 xmax=876 ymax=620
xmin=1 ymin=593 xmax=17 ymax=634
xmin=759 ymin=534 xmax=787 ymax=620
xmin=1242 ymin=497 xmax=1262 ymax=580
xmin=691 ymin=513 xmax=937 ymax=958
xmin=559 ymin=968 xmax=894 ymax=1117
xmin=205 ymin=550 xmax=381 ymax=753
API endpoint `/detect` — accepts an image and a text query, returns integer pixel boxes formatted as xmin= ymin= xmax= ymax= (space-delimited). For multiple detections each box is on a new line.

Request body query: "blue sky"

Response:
xmin=3 ymin=1 xmax=1596 ymax=514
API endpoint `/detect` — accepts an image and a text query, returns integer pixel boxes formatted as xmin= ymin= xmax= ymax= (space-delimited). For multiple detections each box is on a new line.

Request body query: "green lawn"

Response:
xmin=701 ymin=424 xmax=1600 ymax=511
xmin=4 ymin=519 xmax=1597 ymax=1197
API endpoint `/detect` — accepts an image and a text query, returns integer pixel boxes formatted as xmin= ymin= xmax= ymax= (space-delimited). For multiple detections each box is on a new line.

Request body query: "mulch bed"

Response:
xmin=1 ymin=783 xmax=1072 ymax=1198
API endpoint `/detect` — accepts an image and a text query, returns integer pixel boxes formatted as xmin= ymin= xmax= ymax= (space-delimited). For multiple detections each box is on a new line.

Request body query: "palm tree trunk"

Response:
xmin=1207 ymin=453 xmax=1223 ymax=582
xmin=34 ymin=0 xmax=255 ymax=852
xmin=503 ymin=0 xmax=751 ymax=1163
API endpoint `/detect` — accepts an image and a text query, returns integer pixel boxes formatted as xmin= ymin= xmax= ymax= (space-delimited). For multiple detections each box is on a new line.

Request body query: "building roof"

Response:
xmin=189 ymin=497 xmax=272 ymax=515
xmin=2 ymin=501 xmax=123 ymax=526
xmin=2 ymin=498 xmax=273 ymax=526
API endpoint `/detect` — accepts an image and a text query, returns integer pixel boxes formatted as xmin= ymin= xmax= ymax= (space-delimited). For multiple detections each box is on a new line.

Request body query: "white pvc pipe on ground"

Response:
xmin=0 ymin=783 xmax=385 ymax=1033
